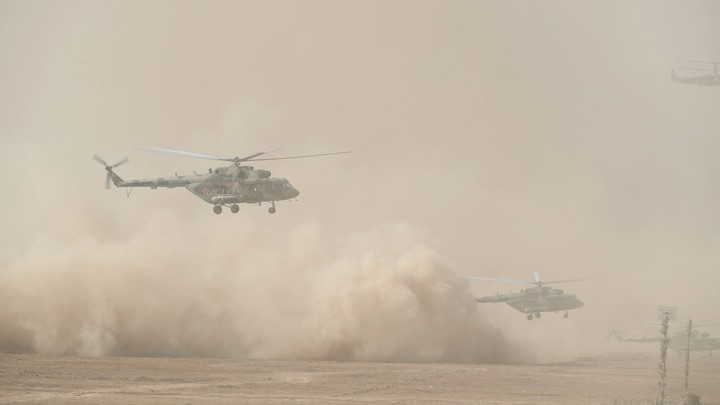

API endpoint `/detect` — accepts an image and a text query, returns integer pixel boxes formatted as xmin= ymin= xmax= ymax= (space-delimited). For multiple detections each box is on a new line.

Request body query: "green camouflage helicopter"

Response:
xmin=671 ymin=60 xmax=720 ymax=87
xmin=610 ymin=322 xmax=720 ymax=355
xmin=94 ymin=147 xmax=351 ymax=214
xmin=469 ymin=272 xmax=590 ymax=320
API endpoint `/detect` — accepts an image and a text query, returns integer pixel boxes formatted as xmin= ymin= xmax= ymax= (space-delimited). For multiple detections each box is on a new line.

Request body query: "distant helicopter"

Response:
xmin=469 ymin=272 xmax=592 ymax=320
xmin=671 ymin=60 xmax=720 ymax=87
xmin=610 ymin=322 xmax=720 ymax=355
xmin=94 ymin=147 xmax=351 ymax=214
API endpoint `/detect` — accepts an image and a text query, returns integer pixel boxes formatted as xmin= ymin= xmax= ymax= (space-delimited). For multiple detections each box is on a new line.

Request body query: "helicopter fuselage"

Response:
xmin=668 ymin=330 xmax=720 ymax=353
xmin=671 ymin=68 xmax=720 ymax=87
xmin=613 ymin=329 xmax=720 ymax=354
xmin=106 ymin=164 xmax=299 ymax=214
xmin=476 ymin=286 xmax=584 ymax=320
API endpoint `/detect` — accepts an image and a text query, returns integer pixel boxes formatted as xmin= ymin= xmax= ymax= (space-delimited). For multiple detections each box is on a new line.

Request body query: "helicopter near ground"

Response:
xmin=610 ymin=322 xmax=720 ymax=355
xmin=671 ymin=60 xmax=720 ymax=87
xmin=2 ymin=352 xmax=719 ymax=404
xmin=469 ymin=272 xmax=595 ymax=320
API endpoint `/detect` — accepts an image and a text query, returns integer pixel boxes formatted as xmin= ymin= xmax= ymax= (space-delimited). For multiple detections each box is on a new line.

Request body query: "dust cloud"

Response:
xmin=1 ymin=1 xmax=720 ymax=364
xmin=0 ymin=215 xmax=524 ymax=363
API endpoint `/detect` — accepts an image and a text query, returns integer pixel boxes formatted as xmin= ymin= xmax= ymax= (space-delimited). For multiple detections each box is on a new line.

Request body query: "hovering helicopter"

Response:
xmin=610 ymin=322 xmax=720 ymax=355
xmin=468 ymin=272 xmax=593 ymax=320
xmin=671 ymin=60 xmax=720 ymax=87
xmin=93 ymin=147 xmax=351 ymax=214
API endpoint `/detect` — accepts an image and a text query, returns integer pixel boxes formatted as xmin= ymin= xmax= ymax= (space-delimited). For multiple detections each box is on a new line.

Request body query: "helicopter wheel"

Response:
xmin=231 ymin=204 xmax=239 ymax=214
xmin=268 ymin=203 xmax=276 ymax=214
xmin=534 ymin=312 xmax=541 ymax=319
xmin=527 ymin=314 xmax=533 ymax=321
xmin=213 ymin=205 xmax=222 ymax=215
xmin=563 ymin=312 xmax=569 ymax=319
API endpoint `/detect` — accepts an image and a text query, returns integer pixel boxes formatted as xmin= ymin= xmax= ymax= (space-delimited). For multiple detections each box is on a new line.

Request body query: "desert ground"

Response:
xmin=1 ymin=352 xmax=718 ymax=404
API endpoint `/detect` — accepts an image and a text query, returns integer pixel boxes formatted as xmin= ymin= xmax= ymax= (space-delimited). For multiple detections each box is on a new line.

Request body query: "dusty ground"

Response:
xmin=1 ymin=352 xmax=718 ymax=404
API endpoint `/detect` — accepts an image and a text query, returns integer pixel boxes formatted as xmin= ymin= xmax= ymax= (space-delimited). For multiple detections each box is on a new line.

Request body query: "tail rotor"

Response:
xmin=93 ymin=155 xmax=128 ymax=189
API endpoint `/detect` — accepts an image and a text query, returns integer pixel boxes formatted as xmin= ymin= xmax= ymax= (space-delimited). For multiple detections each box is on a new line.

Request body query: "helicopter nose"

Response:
xmin=290 ymin=188 xmax=300 ymax=198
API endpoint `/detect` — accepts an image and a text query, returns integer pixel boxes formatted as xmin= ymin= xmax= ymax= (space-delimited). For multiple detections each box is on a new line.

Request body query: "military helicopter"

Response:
xmin=610 ymin=322 xmax=720 ymax=355
xmin=671 ymin=60 xmax=720 ymax=87
xmin=93 ymin=147 xmax=351 ymax=214
xmin=468 ymin=272 xmax=591 ymax=320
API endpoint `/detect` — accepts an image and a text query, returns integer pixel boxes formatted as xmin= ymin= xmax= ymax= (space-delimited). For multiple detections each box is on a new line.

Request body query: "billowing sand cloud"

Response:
xmin=0 ymin=214 xmax=525 ymax=363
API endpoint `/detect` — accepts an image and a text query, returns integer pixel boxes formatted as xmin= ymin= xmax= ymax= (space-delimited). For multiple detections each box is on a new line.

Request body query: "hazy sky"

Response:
xmin=1 ymin=1 xmax=719 ymax=361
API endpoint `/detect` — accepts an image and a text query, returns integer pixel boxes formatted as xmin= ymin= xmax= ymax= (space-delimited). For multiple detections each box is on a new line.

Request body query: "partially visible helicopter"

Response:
xmin=610 ymin=322 xmax=720 ymax=355
xmin=94 ymin=147 xmax=351 ymax=214
xmin=469 ymin=272 xmax=592 ymax=320
xmin=671 ymin=60 xmax=720 ymax=87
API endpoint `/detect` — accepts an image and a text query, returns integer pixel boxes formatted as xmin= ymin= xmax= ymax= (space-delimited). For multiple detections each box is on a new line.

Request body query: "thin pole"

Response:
xmin=684 ymin=319 xmax=693 ymax=404
xmin=658 ymin=314 xmax=670 ymax=405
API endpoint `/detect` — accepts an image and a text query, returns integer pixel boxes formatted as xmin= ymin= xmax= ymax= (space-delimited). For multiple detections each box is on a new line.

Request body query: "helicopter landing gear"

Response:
xmin=268 ymin=202 xmax=276 ymax=214
xmin=231 ymin=204 xmax=239 ymax=214
xmin=527 ymin=314 xmax=534 ymax=321
xmin=213 ymin=205 xmax=222 ymax=215
xmin=534 ymin=312 xmax=541 ymax=319
xmin=563 ymin=312 xmax=569 ymax=319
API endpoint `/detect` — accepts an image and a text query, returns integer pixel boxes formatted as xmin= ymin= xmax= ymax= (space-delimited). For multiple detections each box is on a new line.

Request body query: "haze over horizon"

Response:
xmin=1 ymin=1 xmax=719 ymax=363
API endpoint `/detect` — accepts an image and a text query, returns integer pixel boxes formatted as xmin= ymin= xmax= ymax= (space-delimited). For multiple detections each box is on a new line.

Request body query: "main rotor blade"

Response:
xmin=541 ymin=277 xmax=591 ymax=285
xmin=677 ymin=67 xmax=717 ymax=72
xmin=466 ymin=276 xmax=535 ymax=285
xmin=93 ymin=154 xmax=108 ymax=166
xmin=469 ymin=272 xmax=606 ymax=285
xmin=138 ymin=147 xmax=229 ymax=161
xmin=542 ymin=272 xmax=609 ymax=285
xmin=642 ymin=321 xmax=681 ymax=329
xmin=677 ymin=59 xmax=718 ymax=65
xmin=247 ymin=150 xmax=353 ymax=162
xmin=236 ymin=148 xmax=283 ymax=162
xmin=644 ymin=320 xmax=720 ymax=328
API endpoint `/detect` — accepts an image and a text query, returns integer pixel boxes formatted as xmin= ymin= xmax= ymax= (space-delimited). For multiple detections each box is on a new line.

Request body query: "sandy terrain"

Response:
xmin=1 ymin=352 xmax=718 ymax=404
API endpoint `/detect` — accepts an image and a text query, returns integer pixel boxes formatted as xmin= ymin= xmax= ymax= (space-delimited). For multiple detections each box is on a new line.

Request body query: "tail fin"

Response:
xmin=671 ymin=69 xmax=680 ymax=82
xmin=106 ymin=167 xmax=126 ymax=187
xmin=93 ymin=155 xmax=128 ymax=188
